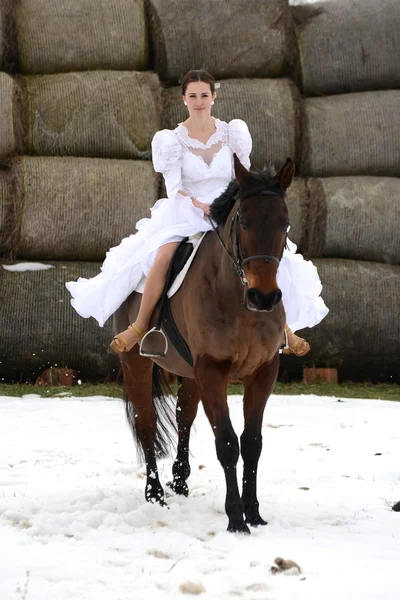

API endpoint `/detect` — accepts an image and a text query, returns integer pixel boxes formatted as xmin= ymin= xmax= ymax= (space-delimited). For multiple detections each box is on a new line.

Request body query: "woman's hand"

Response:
xmin=191 ymin=197 xmax=210 ymax=215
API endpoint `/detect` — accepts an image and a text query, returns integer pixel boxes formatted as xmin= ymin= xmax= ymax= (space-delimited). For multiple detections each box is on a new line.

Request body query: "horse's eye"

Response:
xmin=239 ymin=220 xmax=249 ymax=231
xmin=285 ymin=224 xmax=291 ymax=233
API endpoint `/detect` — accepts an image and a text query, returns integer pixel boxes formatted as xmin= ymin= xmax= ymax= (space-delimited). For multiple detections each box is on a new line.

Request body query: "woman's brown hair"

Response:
xmin=181 ymin=70 xmax=215 ymax=95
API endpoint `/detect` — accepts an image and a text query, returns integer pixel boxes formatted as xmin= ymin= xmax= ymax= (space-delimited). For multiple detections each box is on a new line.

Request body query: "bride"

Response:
xmin=66 ymin=70 xmax=328 ymax=356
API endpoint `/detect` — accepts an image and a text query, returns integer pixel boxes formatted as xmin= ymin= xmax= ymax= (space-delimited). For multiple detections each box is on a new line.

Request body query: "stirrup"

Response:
xmin=139 ymin=327 xmax=168 ymax=359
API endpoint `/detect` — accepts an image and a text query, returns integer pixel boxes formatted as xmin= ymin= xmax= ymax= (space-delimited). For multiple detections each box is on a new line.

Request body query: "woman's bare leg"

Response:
xmin=110 ymin=242 xmax=180 ymax=354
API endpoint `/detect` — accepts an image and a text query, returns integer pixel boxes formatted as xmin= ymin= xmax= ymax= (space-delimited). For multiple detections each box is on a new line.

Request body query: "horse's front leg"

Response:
xmin=168 ymin=377 xmax=200 ymax=496
xmin=195 ymin=355 xmax=249 ymax=534
xmin=241 ymin=354 xmax=279 ymax=526
xmin=120 ymin=348 xmax=165 ymax=505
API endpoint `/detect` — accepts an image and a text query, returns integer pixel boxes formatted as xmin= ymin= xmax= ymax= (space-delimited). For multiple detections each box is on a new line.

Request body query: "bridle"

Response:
xmin=207 ymin=191 xmax=285 ymax=289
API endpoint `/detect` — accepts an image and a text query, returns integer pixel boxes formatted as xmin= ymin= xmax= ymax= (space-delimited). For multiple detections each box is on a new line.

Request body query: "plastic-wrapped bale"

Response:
xmin=15 ymin=0 xmax=148 ymax=74
xmin=301 ymin=177 xmax=400 ymax=264
xmin=293 ymin=0 xmax=400 ymax=97
xmin=0 ymin=72 xmax=24 ymax=160
xmin=162 ymin=78 xmax=299 ymax=170
xmin=0 ymin=170 xmax=11 ymax=256
xmin=148 ymin=0 xmax=294 ymax=82
xmin=281 ymin=259 xmax=400 ymax=383
xmin=0 ymin=261 xmax=118 ymax=382
xmin=24 ymin=71 xmax=161 ymax=159
xmin=12 ymin=157 xmax=159 ymax=261
xmin=301 ymin=91 xmax=400 ymax=177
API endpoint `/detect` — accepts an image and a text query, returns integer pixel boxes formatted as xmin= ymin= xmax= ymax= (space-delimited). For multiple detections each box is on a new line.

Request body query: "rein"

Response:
xmin=207 ymin=193 xmax=282 ymax=288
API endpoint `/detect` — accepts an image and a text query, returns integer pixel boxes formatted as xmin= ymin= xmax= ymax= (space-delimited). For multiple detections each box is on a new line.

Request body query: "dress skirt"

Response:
xmin=66 ymin=195 xmax=329 ymax=331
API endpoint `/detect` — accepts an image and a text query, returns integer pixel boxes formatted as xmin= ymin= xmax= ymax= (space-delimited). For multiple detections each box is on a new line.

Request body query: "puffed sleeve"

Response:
xmin=151 ymin=129 xmax=183 ymax=201
xmin=228 ymin=119 xmax=252 ymax=170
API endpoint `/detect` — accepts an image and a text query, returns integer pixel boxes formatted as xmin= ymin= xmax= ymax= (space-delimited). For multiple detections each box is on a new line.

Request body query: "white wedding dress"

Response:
xmin=66 ymin=118 xmax=328 ymax=331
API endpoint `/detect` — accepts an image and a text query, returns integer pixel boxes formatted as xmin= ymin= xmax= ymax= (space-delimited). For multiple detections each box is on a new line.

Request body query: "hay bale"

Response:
xmin=0 ymin=169 xmax=11 ymax=255
xmin=0 ymin=2 xmax=6 ymax=70
xmin=285 ymin=177 xmax=308 ymax=252
xmin=0 ymin=0 xmax=20 ymax=72
xmin=148 ymin=0 xmax=293 ymax=82
xmin=293 ymin=0 xmax=400 ymax=96
xmin=163 ymin=78 xmax=299 ymax=169
xmin=304 ymin=177 xmax=400 ymax=264
xmin=13 ymin=157 xmax=159 ymax=261
xmin=282 ymin=260 xmax=400 ymax=382
xmin=0 ymin=72 xmax=23 ymax=159
xmin=24 ymin=71 xmax=161 ymax=159
xmin=301 ymin=91 xmax=400 ymax=177
xmin=15 ymin=0 xmax=148 ymax=74
xmin=0 ymin=261 xmax=118 ymax=382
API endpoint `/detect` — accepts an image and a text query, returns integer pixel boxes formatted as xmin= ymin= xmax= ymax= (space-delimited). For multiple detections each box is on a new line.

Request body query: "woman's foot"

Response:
xmin=282 ymin=325 xmax=310 ymax=357
xmin=110 ymin=322 xmax=147 ymax=354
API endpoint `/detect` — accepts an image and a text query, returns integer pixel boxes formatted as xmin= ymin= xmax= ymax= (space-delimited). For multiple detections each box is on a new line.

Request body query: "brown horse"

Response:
xmin=114 ymin=155 xmax=294 ymax=534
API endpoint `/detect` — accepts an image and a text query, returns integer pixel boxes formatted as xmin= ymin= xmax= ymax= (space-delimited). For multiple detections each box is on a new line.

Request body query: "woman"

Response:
xmin=66 ymin=70 xmax=328 ymax=355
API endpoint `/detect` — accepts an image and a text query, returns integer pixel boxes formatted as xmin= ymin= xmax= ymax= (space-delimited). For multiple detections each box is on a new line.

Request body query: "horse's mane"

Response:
xmin=209 ymin=166 xmax=281 ymax=226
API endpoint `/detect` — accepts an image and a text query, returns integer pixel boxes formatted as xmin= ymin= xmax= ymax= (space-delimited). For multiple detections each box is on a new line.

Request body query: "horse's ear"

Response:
xmin=233 ymin=153 xmax=251 ymax=186
xmin=274 ymin=158 xmax=295 ymax=191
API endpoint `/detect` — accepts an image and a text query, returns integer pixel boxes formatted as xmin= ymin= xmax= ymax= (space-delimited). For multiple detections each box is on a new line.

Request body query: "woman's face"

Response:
xmin=183 ymin=81 xmax=215 ymax=117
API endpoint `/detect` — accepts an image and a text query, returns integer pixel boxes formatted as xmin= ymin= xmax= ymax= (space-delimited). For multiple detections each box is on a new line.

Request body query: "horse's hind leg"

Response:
xmin=120 ymin=346 xmax=166 ymax=505
xmin=168 ymin=377 xmax=200 ymax=497
xmin=241 ymin=354 xmax=279 ymax=526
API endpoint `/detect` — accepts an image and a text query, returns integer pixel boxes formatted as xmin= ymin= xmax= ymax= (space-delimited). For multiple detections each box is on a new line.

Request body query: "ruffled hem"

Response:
xmin=277 ymin=239 xmax=329 ymax=332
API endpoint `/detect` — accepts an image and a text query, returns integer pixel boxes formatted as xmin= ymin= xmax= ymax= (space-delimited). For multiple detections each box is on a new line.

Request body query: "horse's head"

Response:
xmin=233 ymin=154 xmax=294 ymax=312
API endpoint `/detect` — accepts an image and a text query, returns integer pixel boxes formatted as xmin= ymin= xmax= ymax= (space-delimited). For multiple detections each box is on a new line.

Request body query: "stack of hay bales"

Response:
xmin=283 ymin=0 xmax=400 ymax=382
xmin=0 ymin=0 xmax=398 ymax=383
xmin=0 ymin=0 xmax=300 ymax=383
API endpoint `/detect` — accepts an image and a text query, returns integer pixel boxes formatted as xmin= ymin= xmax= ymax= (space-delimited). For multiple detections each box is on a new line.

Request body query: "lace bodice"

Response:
xmin=151 ymin=119 xmax=252 ymax=206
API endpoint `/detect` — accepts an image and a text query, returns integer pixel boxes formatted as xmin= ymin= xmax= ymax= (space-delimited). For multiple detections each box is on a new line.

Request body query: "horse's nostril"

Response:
xmin=273 ymin=289 xmax=282 ymax=306
xmin=247 ymin=289 xmax=260 ymax=307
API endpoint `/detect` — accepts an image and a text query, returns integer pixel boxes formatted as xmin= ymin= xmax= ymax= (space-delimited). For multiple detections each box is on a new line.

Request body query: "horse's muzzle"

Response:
xmin=245 ymin=287 xmax=282 ymax=312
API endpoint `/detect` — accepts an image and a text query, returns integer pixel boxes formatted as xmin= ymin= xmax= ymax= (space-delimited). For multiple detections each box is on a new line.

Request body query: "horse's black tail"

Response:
xmin=124 ymin=364 xmax=177 ymax=463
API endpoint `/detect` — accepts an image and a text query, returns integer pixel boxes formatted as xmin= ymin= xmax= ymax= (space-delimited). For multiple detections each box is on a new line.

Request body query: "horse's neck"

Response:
xmin=216 ymin=204 xmax=244 ymax=298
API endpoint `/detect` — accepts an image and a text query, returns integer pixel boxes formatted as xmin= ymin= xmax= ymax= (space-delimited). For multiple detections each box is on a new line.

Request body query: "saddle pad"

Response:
xmin=135 ymin=232 xmax=206 ymax=297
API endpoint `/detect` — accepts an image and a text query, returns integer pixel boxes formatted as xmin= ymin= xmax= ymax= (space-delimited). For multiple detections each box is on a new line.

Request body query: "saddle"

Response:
xmin=139 ymin=238 xmax=196 ymax=366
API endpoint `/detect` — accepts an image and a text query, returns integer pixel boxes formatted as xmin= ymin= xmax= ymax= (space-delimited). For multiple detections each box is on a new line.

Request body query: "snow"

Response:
xmin=2 ymin=263 xmax=55 ymax=272
xmin=1 ymin=393 xmax=399 ymax=600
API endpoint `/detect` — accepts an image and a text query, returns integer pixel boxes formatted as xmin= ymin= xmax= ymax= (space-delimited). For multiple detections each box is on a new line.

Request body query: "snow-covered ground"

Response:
xmin=1 ymin=393 xmax=399 ymax=600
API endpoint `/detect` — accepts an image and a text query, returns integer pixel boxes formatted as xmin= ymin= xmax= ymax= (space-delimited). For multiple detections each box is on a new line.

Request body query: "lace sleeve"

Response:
xmin=151 ymin=129 xmax=183 ymax=201
xmin=228 ymin=119 xmax=252 ymax=170
xmin=151 ymin=130 xmax=182 ymax=173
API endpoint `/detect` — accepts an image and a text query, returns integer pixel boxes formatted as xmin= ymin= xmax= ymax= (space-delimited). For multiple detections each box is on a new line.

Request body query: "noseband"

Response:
xmin=208 ymin=192 xmax=284 ymax=289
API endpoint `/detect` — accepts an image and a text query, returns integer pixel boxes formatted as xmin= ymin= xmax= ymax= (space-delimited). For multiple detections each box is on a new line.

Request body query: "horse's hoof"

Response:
xmin=145 ymin=484 xmax=166 ymax=506
xmin=227 ymin=521 xmax=251 ymax=535
xmin=146 ymin=495 xmax=167 ymax=507
xmin=166 ymin=480 xmax=189 ymax=497
xmin=246 ymin=515 xmax=268 ymax=527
